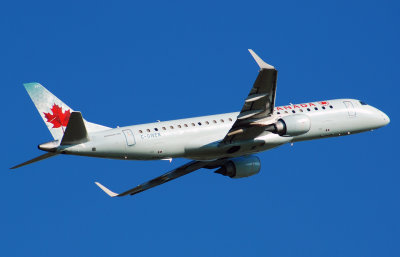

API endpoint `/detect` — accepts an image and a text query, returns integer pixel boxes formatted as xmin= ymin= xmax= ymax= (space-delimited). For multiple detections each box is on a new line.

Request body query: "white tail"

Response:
xmin=24 ymin=82 xmax=110 ymax=140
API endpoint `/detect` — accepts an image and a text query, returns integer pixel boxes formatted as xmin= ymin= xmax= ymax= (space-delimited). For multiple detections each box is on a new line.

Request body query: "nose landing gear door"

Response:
xmin=122 ymin=129 xmax=136 ymax=146
xmin=343 ymin=101 xmax=356 ymax=117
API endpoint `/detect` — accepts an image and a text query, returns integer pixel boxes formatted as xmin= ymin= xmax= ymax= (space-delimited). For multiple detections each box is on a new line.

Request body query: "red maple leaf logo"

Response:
xmin=43 ymin=104 xmax=71 ymax=128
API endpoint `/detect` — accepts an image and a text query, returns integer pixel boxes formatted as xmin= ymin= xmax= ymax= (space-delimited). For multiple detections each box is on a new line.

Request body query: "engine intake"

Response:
xmin=215 ymin=155 xmax=261 ymax=178
xmin=266 ymin=114 xmax=311 ymax=136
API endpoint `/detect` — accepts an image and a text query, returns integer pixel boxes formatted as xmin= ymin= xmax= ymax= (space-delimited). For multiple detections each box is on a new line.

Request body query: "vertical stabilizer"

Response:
xmin=23 ymin=83 xmax=110 ymax=140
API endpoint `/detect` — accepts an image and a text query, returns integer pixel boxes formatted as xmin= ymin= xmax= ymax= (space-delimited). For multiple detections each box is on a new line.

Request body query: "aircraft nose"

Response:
xmin=381 ymin=111 xmax=390 ymax=126
xmin=374 ymin=109 xmax=390 ymax=128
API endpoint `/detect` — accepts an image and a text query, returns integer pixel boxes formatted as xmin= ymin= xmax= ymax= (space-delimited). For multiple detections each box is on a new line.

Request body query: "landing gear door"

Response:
xmin=343 ymin=101 xmax=356 ymax=117
xmin=122 ymin=129 xmax=136 ymax=146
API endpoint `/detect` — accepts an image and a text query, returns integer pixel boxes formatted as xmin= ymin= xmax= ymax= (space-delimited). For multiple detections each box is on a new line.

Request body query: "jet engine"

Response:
xmin=215 ymin=155 xmax=261 ymax=178
xmin=266 ymin=114 xmax=311 ymax=136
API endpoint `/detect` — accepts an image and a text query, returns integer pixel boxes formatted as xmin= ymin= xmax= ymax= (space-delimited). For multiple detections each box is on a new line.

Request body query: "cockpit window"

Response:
xmin=359 ymin=101 xmax=368 ymax=105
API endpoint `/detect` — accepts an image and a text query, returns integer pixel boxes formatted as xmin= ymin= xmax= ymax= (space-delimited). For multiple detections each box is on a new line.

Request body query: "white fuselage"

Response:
xmin=61 ymin=99 xmax=389 ymax=161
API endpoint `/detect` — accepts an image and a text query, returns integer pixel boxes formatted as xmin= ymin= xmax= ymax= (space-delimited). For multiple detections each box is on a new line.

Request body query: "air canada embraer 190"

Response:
xmin=12 ymin=50 xmax=390 ymax=197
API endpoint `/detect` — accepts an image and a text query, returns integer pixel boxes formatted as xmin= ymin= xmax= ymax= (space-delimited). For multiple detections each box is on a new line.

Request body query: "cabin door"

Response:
xmin=122 ymin=129 xmax=136 ymax=146
xmin=343 ymin=101 xmax=356 ymax=117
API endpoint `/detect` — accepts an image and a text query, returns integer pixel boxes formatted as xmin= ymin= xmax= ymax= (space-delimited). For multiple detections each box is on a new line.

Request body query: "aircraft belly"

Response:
xmin=184 ymin=133 xmax=291 ymax=160
xmin=128 ymin=142 xmax=185 ymax=160
xmin=183 ymin=131 xmax=226 ymax=159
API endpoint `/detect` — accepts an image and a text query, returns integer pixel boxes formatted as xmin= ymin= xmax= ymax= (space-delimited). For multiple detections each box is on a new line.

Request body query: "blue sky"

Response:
xmin=1 ymin=0 xmax=399 ymax=256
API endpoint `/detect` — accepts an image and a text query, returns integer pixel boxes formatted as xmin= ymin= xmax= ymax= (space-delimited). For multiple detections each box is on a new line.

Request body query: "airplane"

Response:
xmin=11 ymin=50 xmax=390 ymax=197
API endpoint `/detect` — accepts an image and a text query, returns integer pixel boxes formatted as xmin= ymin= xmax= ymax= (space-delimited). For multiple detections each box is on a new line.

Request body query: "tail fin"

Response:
xmin=24 ymin=83 xmax=110 ymax=140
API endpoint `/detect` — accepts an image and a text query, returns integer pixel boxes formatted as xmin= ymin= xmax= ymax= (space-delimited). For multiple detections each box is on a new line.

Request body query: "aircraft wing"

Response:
xmin=221 ymin=50 xmax=278 ymax=144
xmin=95 ymin=159 xmax=224 ymax=197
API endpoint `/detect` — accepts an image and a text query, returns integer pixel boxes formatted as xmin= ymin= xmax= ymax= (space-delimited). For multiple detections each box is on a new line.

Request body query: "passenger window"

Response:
xmin=284 ymin=111 xmax=288 ymax=114
xmin=277 ymin=112 xmax=280 ymax=114
xmin=178 ymin=125 xmax=182 ymax=128
xmin=154 ymin=128 xmax=158 ymax=131
xmin=191 ymin=123 xmax=195 ymax=126
xmin=205 ymin=121 xmax=209 ymax=125
xmin=299 ymin=109 xmax=303 ymax=112
xmin=292 ymin=110 xmax=296 ymax=113
xmin=330 ymin=105 xmax=333 ymax=109
xmin=170 ymin=126 xmax=174 ymax=129
xmin=184 ymin=124 xmax=188 ymax=127
xmin=314 ymin=107 xmax=318 ymax=110
xmin=198 ymin=122 xmax=202 ymax=126
xmin=139 ymin=130 xmax=143 ymax=133
xmin=322 ymin=106 xmax=326 ymax=110
xmin=213 ymin=120 xmax=217 ymax=123
xmin=307 ymin=108 xmax=311 ymax=111
xmin=162 ymin=127 xmax=166 ymax=130
xmin=220 ymin=119 xmax=224 ymax=123
xmin=146 ymin=129 xmax=150 ymax=132
xmin=228 ymin=118 xmax=232 ymax=122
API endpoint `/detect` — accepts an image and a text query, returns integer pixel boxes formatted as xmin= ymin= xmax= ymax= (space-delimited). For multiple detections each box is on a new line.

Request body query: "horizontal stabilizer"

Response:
xmin=10 ymin=152 xmax=58 ymax=169
xmin=61 ymin=112 xmax=89 ymax=145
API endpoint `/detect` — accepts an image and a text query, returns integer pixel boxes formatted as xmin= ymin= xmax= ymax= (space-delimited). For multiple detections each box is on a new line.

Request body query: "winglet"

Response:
xmin=95 ymin=182 xmax=119 ymax=197
xmin=248 ymin=49 xmax=275 ymax=69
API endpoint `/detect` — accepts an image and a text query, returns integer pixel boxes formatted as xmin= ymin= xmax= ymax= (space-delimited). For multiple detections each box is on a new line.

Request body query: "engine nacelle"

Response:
xmin=269 ymin=114 xmax=311 ymax=136
xmin=215 ymin=155 xmax=261 ymax=179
